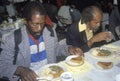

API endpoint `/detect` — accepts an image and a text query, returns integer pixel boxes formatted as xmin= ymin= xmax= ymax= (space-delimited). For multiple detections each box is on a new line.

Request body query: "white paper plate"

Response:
xmin=93 ymin=61 xmax=115 ymax=72
xmin=65 ymin=55 xmax=84 ymax=66
xmin=90 ymin=47 xmax=115 ymax=60
xmin=36 ymin=63 xmax=66 ymax=81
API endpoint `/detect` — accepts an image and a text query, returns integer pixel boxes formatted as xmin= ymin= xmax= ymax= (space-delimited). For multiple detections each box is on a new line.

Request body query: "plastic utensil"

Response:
xmin=36 ymin=76 xmax=53 ymax=81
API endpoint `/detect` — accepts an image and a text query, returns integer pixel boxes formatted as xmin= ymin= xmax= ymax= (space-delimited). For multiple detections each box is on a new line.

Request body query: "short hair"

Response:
xmin=81 ymin=6 xmax=103 ymax=24
xmin=22 ymin=1 xmax=47 ymax=21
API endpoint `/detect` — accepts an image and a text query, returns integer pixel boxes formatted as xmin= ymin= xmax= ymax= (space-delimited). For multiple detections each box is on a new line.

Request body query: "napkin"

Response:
xmin=58 ymin=61 xmax=93 ymax=78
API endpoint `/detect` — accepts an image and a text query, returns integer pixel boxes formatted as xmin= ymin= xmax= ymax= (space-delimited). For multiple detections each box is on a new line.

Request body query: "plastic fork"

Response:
xmin=36 ymin=76 xmax=53 ymax=81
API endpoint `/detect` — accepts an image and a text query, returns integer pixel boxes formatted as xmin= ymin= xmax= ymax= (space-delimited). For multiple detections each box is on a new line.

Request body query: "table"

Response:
xmin=0 ymin=18 xmax=24 ymax=42
xmin=59 ymin=40 xmax=120 ymax=81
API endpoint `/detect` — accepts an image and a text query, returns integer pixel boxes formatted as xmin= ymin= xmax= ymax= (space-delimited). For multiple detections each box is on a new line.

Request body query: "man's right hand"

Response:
xmin=88 ymin=31 xmax=112 ymax=47
xmin=91 ymin=31 xmax=112 ymax=43
xmin=14 ymin=66 xmax=38 ymax=81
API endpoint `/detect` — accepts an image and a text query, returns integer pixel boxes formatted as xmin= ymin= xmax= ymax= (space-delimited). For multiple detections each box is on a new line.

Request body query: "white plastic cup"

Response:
xmin=14 ymin=22 xmax=19 ymax=29
xmin=8 ymin=18 xmax=13 ymax=23
xmin=115 ymin=74 xmax=120 ymax=81
xmin=60 ymin=72 xmax=74 ymax=81
xmin=106 ymin=31 xmax=112 ymax=42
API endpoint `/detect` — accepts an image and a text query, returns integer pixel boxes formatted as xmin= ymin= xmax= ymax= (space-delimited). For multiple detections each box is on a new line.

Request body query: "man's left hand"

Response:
xmin=68 ymin=46 xmax=83 ymax=56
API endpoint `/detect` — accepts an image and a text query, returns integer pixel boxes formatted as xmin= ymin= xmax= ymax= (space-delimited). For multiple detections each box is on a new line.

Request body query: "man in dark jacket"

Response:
xmin=66 ymin=6 xmax=112 ymax=52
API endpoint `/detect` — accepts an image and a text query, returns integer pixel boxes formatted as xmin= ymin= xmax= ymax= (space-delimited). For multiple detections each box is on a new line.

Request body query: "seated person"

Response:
xmin=0 ymin=1 xmax=83 ymax=81
xmin=109 ymin=0 xmax=120 ymax=40
xmin=66 ymin=6 xmax=112 ymax=52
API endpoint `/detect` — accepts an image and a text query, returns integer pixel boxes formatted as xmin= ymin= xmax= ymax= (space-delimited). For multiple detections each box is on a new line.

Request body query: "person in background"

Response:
xmin=66 ymin=6 xmax=112 ymax=52
xmin=66 ymin=0 xmax=95 ymax=12
xmin=0 ymin=1 xmax=83 ymax=81
xmin=107 ymin=0 xmax=114 ymax=14
xmin=55 ymin=5 xmax=81 ymax=41
xmin=109 ymin=0 xmax=120 ymax=40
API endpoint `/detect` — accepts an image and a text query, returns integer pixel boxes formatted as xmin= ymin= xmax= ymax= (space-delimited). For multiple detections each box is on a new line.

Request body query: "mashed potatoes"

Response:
xmin=40 ymin=65 xmax=64 ymax=79
xmin=92 ymin=48 xmax=111 ymax=56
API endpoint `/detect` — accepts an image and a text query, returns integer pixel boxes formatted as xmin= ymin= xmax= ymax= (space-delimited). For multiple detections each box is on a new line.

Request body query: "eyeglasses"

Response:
xmin=28 ymin=21 xmax=45 ymax=27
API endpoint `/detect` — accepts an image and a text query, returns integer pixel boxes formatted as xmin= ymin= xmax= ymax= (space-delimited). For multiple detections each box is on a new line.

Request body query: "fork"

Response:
xmin=36 ymin=76 xmax=53 ymax=81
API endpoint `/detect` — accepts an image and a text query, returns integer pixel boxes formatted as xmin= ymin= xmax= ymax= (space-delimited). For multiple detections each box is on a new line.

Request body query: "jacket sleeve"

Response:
xmin=0 ymin=32 xmax=18 ymax=81
xmin=52 ymin=26 xmax=70 ymax=57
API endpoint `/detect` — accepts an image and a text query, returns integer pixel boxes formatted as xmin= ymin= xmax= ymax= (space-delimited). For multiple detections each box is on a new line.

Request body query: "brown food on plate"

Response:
xmin=97 ymin=49 xmax=111 ymax=56
xmin=97 ymin=62 xmax=113 ymax=69
xmin=49 ymin=65 xmax=64 ymax=78
xmin=70 ymin=56 xmax=83 ymax=64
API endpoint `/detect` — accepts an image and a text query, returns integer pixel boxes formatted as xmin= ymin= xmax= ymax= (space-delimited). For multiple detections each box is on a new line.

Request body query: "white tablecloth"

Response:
xmin=37 ymin=41 xmax=120 ymax=81
xmin=58 ymin=40 xmax=120 ymax=81
xmin=74 ymin=40 xmax=120 ymax=81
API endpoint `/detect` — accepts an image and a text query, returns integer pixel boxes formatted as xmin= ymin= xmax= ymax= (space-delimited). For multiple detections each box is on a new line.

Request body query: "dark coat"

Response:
xmin=66 ymin=22 xmax=90 ymax=52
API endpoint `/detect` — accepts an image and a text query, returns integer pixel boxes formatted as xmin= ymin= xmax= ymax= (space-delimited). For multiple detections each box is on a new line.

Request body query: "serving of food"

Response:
xmin=97 ymin=61 xmax=113 ymax=69
xmin=65 ymin=55 xmax=84 ymax=66
xmin=90 ymin=47 xmax=113 ymax=58
xmin=36 ymin=64 xmax=66 ymax=81
xmin=90 ymin=47 xmax=115 ymax=71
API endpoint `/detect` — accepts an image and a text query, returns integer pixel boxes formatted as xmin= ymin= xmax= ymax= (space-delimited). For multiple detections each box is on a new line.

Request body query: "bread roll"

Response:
xmin=97 ymin=62 xmax=113 ymax=69
xmin=70 ymin=56 xmax=83 ymax=64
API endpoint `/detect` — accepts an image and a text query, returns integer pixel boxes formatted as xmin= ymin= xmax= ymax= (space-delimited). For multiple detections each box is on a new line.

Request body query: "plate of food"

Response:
xmin=94 ymin=61 xmax=114 ymax=72
xmin=90 ymin=47 xmax=114 ymax=59
xmin=65 ymin=55 xmax=84 ymax=66
xmin=36 ymin=63 xmax=66 ymax=81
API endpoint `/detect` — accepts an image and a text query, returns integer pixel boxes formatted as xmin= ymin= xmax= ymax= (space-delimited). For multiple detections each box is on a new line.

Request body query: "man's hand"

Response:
xmin=90 ymin=31 xmax=112 ymax=43
xmin=68 ymin=46 xmax=83 ymax=56
xmin=88 ymin=31 xmax=112 ymax=47
xmin=14 ymin=66 xmax=38 ymax=81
